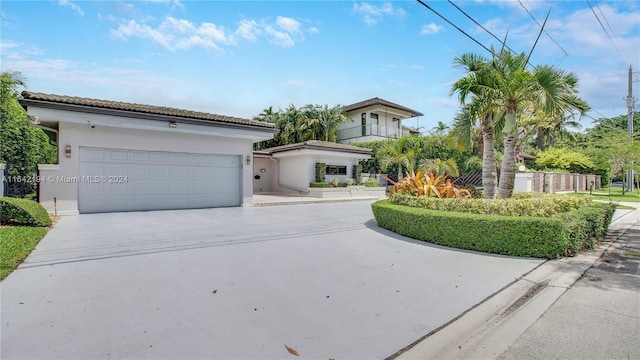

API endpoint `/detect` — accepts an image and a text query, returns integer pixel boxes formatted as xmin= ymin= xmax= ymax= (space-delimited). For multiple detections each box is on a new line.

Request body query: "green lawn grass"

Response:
xmin=0 ymin=227 xmax=48 ymax=281
xmin=570 ymin=187 xmax=640 ymax=203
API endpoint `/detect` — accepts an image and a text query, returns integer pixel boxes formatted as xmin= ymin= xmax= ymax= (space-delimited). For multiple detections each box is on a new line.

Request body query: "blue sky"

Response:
xmin=1 ymin=1 xmax=638 ymax=133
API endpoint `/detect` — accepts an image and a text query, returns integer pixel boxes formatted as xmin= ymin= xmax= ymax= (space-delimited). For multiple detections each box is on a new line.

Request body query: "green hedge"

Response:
xmin=310 ymin=182 xmax=330 ymax=188
xmin=390 ymin=193 xmax=591 ymax=217
xmin=0 ymin=197 xmax=52 ymax=227
xmin=560 ymin=202 xmax=616 ymax=255
xmin=371 ymin=200 xmax=615 ymax=259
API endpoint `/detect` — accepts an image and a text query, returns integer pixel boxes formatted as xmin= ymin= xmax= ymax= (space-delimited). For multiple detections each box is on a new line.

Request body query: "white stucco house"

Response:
xmin=337 ymin=97 xmax=423 ymax=144
xmin=19 ymin=92 xmax=278 ymax=214
xmin=253 ymin=141 xmax=382 ymax=198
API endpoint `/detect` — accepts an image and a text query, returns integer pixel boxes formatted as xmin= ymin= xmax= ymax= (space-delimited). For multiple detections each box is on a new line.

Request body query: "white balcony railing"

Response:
xmin=337 ymin=125 xmax=402 ymax=141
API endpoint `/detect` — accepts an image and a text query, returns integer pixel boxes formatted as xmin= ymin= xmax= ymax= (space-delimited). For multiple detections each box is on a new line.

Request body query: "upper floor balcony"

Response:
xmin=337 ymin=124 xmax=402 ymax=143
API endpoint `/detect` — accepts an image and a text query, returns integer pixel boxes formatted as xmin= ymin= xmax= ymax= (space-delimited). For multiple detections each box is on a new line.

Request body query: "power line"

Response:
xmin=446 ymin=0 xmax=516 ymax=54
xmin=588 ymin=0 xmax=631 ymax=66
xmin=518 ymin=0 xmax=569 ymax=57
xmin=416 ymin=0 xmax=491 ymax=53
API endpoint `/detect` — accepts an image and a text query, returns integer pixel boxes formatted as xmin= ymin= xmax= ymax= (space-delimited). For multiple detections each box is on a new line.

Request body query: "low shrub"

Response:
xmin=0 ymin=197 xmax=52 ymax=227
xmin=372 ymin=200 xmax=568 ymax=258
xmin=390 ymin=193 xmax=591 ymax=217
xmin=371 ymin=199 xmax=617 ymax=259
xmin=310 ymin=182 xmax=330 ymax=188
xmin=329 ymin=178 xmax=339 ymax=187
xmin=560 ymin=202 xmax=616 ymax=255
xmin=364 ymin=178 xmax=381 ymax=187
xmin=345 ymin=178 xmax=355 ymax=186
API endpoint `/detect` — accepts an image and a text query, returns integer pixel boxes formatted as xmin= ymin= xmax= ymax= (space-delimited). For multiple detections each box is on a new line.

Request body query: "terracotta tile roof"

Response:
xmin=343 ymin=97 xmax=424 ymax=117
xmin=20 ymin=91 xmax=276 ymax=129
xmin=261 ymin=140 xmax=373 ymax=155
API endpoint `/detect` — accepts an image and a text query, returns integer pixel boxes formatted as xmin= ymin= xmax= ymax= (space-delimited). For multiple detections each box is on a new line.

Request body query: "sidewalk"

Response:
xmin=395 ymin=203 xmax=640 ymax=360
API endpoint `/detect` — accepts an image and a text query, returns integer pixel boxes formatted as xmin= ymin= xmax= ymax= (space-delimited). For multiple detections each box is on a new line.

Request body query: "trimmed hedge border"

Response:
xmin=0 ymin=197 xmax=52 ymax=227
xmin=371 ymin=200 xmax=615 ymax=259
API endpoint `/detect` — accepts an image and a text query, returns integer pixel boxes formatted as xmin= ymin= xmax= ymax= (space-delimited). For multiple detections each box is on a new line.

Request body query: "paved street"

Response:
xmin=1 ymin=201 xmax=542 ymax=359
xmin=497 ymin=217 xmax=640 ymax=360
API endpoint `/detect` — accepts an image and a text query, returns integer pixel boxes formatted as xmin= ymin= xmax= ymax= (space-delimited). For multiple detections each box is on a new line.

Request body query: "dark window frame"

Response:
xmin=326 ymin=165 xmax=347 ymax=175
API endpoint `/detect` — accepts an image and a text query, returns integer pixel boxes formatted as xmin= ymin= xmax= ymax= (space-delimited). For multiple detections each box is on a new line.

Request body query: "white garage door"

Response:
xmin=78 ymin=147 xmax=241 ymax=213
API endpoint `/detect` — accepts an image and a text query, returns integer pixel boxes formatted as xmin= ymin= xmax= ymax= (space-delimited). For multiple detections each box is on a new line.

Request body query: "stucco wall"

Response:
xmin=339 ymin=105 xmax=410 ymax=144
xmin=274 ymin=150 xmax=367 ymax=194
xmin=253 ymin=157 xmax=277 ymax=193
xmin=39 ymin=120 xmax=255 ymax=214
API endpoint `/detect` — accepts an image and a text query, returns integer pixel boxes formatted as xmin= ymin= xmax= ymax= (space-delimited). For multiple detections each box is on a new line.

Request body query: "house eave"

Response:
xmin=19 ymin=98 xmax=279 ymax=134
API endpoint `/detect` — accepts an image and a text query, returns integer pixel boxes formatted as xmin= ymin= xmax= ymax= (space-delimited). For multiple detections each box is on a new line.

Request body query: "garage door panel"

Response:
xmin=110 ymin=150 xmax=129 ymax=161
xmin=81 ymin=148 xmax=107 ymax=161
xmin=79 ymin=148 xmax=241 ymax=213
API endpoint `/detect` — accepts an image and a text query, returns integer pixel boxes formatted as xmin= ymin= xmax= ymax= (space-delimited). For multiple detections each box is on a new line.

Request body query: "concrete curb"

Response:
xmin=393 ymin=205 xmax=640 ymax=360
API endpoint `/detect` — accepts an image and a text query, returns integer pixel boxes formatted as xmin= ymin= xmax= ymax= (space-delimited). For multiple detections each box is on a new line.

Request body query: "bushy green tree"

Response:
xmin=253 ymin=103 xmax=351 ymax=149
xmin=0 ymin=72 xmax=57 ymax=195
xmin=535 ymin=148 xmax=594 ymax=173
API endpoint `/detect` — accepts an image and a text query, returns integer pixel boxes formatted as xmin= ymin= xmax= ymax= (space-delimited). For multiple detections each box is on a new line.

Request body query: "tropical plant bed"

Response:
xmin=371 ymin=199 xmax=616 ymax=259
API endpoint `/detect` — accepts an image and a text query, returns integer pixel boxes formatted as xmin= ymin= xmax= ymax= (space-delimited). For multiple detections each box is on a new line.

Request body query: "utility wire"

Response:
xmin=518 ymin=0 xmax=569 ymax=57
xmin=446 ymin=0 xmax=517 ymax=54
xmin=416 ymin=0 xmax=491 ymax=53
xmin=588 ymin=0 xmax=631 ymax=66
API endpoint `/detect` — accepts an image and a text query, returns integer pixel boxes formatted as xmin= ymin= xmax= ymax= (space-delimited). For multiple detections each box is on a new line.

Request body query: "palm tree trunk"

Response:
xmin=537 ymin=127 xmax=544 ymax=151
xmin=482 ymin=125 xmax=497 ymax=199
xmin=498 ymin=133 xmax=517 ymax=199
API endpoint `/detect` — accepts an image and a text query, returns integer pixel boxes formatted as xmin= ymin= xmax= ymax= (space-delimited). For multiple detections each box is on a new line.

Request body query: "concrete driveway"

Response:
xmin=1 ymin=201 xmax=543 ymax=359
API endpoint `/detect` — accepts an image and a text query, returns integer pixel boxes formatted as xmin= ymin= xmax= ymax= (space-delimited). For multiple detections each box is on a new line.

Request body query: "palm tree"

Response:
xmin=533 ymin=111 xmax=583 ymax=150
xmin=378 ymin=137 xmax=415 ymax=181
xmin=471 ymin=48 xmax=589 ymax=198
xmin=450 ymin=52 xmax=504 ymax=199
xmin=430 ymin=121 xmax=449 ymax=135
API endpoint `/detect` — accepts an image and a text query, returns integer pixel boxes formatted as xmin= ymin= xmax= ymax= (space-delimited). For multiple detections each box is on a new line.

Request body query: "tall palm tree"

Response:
xmin=450 ymin=52 xmax=504 ymax=199
xmin=378 ymin=137 xmax=415 ymax=181
xmin=478 ymin=48 xmax=589 ymax=198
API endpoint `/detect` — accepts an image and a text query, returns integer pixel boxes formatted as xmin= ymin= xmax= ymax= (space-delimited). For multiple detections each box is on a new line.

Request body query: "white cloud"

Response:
xmin=109 ymin=15 xmax=314 ymax=51
xmin=236 ymin=19 xmax=261 ymax=41
xmin=58 ymin=0 xmax=84 ymax=16
xmin=308 ymin=27 xmax=319 ymax=34
xmin=111 ymin=20 xmax=174 ymax=50
xmin=276 ymin=16 xmax=301 ymax=33
xmin=420 ymin=23 xmax=444 ymax=35
xmin=264 ymin=26 xmax=295 ymax=47
xmin=110 ymin=17 xmax=235 ymax=52
xmin=353 ymin=2 xmax=406 ymax=25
